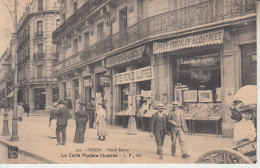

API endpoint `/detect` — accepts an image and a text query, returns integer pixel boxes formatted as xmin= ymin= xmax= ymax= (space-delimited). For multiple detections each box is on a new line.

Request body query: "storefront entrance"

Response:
xmin=34 ymin=88 xmax=46 ymax=110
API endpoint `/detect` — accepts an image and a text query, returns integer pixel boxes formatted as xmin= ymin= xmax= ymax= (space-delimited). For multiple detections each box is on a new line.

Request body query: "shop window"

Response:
xmin=119 ymin=7 xmax=127 ymax=31
xmin=74 ymin=79 xmax=79 ymax=101
xmin=241 ymin=44 xmax=256 ymax=86
xmin=120 ymin=84 xmax=129 ymax=110
xmin=63 ymin=82 xmax=67 ymax=99
xmin=175 ymin=53 xmax=221 ymax=102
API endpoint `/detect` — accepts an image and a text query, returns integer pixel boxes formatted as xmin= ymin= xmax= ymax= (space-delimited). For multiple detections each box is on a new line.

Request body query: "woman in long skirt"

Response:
xmin=74 ymin=103 xmax=89 ymax=143
xmin=95 ymin=102 xmax=108 ymax=141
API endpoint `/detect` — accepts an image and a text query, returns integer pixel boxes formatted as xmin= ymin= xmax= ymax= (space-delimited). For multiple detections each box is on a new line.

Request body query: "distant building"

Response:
xmin=16 ymin=0 xmax=60 ymax=110
xmin=52 ymin=0 xmax=256 ymax=137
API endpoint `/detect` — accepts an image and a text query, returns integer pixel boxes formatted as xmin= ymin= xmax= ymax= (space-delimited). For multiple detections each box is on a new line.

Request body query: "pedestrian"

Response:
xmin=74 ymin=103 xmax=89 ymax=143
xmin=168 ymin=101 xmax=190 ymax=159
xmin=17 ymin=102 xmax=24 ymax=121
xmin=150 ymin=103 xmax=168 ymax=159
xmin=233 ymin=106 xmax=256 ymax=146
xmin=95 ymin=101 xmax=108 ymax=141
xmin=24 ymin=104 xmax=30 ymax=117
xmin=86 ymin=97 xmax=96 ymax=128
xmin=74 ymin=96 xmax=81 ymax=112
xmin=55 ymin=100 xmax=72 ymax=145
xmin=49 ymin=102 xmax=58 ymax=138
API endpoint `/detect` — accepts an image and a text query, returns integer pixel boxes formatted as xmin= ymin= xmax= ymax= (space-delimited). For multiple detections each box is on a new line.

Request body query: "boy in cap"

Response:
xmin=150 ymin=103 xmax=168 ymax=159
xmin=168 ymin=101 xmax=190 ymax=158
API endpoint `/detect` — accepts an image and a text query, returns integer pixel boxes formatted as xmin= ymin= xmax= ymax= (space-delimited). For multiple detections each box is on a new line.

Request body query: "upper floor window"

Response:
xmin=84 ymin=32 xmax=90 ymax=49
xmin=62 ymin=14 xmax=66 ymax=22
xmin=119 ymin=7 xmax=127 ymax=31
xmin=97 ymin=23 xmax=104 ymax=41
xmin=137 ymin=0 xmax=145 ymax=21
xmin=37 ymin=65 xmax=43 ymax=78
xmin=73 ymin=39 xmax=78 ymax=54
xmin=56 ymin=19 xmax=60 ymax=28
xmin=38 ymin=0 xmax=43 ymax=11
xmin=37 ymin=21 xmax=43 ymax=37
xmin=73 ymin=2 xmax=78 ymax=12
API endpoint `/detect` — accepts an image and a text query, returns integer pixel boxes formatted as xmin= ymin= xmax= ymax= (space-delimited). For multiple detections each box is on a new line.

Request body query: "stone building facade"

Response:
xmin=52 ymin=0 xmax=256 ymax=137
xmin=16 ymin=0 xmax=60 ymax=111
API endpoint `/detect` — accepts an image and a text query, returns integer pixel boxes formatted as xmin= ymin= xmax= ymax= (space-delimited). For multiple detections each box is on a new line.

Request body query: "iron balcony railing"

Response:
xmin=54 ymin=0 xmax=256 ymax=71
xmin=52 ymin=0 xmax=108 ymax=41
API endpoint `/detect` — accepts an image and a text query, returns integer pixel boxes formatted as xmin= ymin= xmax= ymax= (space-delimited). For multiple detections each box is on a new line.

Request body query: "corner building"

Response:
xmin=17 ymin=0 xmax=60 ymax=111
xmin=52 ymin=0 xmax=256 ymax=137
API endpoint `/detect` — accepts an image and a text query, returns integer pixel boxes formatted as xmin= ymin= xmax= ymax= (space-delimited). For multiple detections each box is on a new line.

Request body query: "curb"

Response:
xmin=0 ymin=138 xmax=58 ymax=164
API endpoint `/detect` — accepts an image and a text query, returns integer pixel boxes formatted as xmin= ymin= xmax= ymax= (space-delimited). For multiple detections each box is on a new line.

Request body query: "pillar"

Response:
xmin=221 ymin=28 xmax=240 ymax=138
xmin=28 ymin=87 xmax=35 ymax=111
xmin=112 ymin=68 xmax=118 ymax=125
xmin=155 ymin=54 xmax=167 ymax=102
xmin=45 ymin=84 xmax=53 ymax=110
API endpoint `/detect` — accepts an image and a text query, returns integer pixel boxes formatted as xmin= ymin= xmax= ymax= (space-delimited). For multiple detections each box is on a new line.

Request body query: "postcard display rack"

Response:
xmin=176 ymin=85 xmax=222 ymax=135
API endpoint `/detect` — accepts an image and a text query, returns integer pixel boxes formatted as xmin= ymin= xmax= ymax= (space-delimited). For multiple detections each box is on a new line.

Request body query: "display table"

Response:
xmin=191 ymin=117 xmax=222 ymax=135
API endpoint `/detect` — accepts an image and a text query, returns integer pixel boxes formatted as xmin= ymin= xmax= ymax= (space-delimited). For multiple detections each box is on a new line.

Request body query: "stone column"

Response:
xmin=28 ymin=87 xmax=35 ymax=111
xmin=45 ymin=84 xmax=53 ymax=110
xmin=59 ymin=81 xmax=64 ymax=100
xmin=112 ymin=68 xmax=118 ymax=125
xmin=221 ymin=28 xmax=240 ymax=138
xmin=155 ymin=54 xmax=167 ymax=102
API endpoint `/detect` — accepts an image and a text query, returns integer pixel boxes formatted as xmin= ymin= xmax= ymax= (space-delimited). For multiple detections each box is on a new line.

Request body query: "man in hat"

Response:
xmin=86 ymin=97 xmax=96 ymax=128
xmin=55 ymin=100 xmax=72 ymax=145
xmin=150 ymin=103 xmax=168 ymax=159
xmin=168 ymin=101 xmax=190 ymax=159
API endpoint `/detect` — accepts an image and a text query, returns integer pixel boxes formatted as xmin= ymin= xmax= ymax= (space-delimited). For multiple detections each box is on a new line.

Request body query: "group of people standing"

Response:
xmin=150 ymin=101 xmax=190 ymax=160
xmin=49 ymin=97 xmax=108 ymax=145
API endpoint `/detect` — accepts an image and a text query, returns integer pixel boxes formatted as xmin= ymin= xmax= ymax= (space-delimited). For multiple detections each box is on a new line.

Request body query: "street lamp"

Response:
xmin=1 ymin=63 xmax=10 ymax=136
xmin=1 ymin=0 xmax=19 ymax=141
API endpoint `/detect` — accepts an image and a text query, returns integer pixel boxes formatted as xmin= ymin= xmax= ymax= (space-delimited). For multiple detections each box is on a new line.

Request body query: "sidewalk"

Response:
xmin=0 ymin=115 xmax=237 ymax=164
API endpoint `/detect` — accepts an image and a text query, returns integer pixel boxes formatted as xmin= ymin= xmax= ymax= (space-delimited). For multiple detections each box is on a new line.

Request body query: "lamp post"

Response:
xmin=1 ymin=63 xmax=10 ymax=136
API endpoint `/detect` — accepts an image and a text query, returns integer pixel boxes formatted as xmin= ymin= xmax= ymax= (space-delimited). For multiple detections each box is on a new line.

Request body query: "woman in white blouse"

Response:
xmin=233 ymin=108 xmax=256 ymax=146
xmin=95 ymin=101 xmax=108 ymax=141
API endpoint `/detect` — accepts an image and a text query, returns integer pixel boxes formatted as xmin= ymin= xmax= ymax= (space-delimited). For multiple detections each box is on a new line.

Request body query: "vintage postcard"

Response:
xmin=0 ymin=0 xmax=258 ymax=167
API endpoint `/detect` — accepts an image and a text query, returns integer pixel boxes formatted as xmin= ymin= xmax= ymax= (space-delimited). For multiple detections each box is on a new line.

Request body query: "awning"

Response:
xmin=7 ymin=91 xmax=13 ymax=98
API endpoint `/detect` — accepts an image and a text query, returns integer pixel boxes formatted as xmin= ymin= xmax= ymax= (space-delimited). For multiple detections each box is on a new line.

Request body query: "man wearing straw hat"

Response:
xmin=150 ymin=103 xmax=168 ymax=159
xmin=168 ymin=101 xmax=190 ymax=159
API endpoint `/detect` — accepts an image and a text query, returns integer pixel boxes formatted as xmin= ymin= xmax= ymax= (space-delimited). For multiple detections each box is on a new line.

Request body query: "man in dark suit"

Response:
xmin=55 ymin=100 xmax=72 ymax=145
xmin=168 ymin=101 xmax=190 ymax=158
xmin=86 ymin=97 xmax=95 ymax=128
xmin=150 ymin=103 xmax=168 ymax=159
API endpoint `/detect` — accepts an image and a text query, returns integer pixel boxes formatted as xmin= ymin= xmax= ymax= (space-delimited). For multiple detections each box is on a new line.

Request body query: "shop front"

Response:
xmin=153 ymin=29 xmax=224 ymax=135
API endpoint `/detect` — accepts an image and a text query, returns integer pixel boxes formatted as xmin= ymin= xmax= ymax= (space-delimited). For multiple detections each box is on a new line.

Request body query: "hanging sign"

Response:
xmin=153 ymin=29 xmax=224 ymax=54
xmin=107 ymin=46 xmax=145 ymax=67
xmin=114 ymin=66 xmax=153 ymax=85
xmin=83 ymin=79 xmax=93 ymax=87
xmin=99 ymin=76 xmax=110 ymax=86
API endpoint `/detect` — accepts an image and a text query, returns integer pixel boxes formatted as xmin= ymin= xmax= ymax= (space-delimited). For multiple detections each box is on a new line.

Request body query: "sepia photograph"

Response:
xmin=0 ymin=0 xmax=258 ymax=166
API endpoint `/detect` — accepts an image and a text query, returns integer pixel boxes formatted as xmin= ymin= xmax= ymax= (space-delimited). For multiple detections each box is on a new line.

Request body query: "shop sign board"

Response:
xmin=107 ymin=46 xmax=145 ymax=67
xmin=99 ymin=76 xmax=110 ymax=86
xmin=83 ymin=79 xmax=92 ymax=88
xmin=233 ymin=140 xmax=257 ymax=163
xmin=114 ymin=66 xmax=154 ymax=85
xmin=153 ymin=29 xmax=224 ymax=54
xmin=94 ymin=66 xmax=107 ymax=73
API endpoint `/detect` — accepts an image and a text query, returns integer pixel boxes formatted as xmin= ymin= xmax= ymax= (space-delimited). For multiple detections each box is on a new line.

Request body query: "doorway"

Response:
xmin=34 ymin=88 xmax=46 ymax=110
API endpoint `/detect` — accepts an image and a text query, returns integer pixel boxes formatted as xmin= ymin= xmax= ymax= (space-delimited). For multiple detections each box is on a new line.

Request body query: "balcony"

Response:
xmin=34 ymin=53 xmax=45 ymax=61
xmin=53 ymin=0 xmax=108 ymax=41
xmin=54 ymin=0 xmax=256 ymax=73
xmin=35 ymin=31 xmax=44 ymax=38
xmin=19 ymin=77 xmax=57 ymax=86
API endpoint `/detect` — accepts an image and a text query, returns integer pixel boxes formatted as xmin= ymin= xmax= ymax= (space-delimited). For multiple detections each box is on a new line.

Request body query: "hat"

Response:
xmin=157 ymin=103 xmax=166 ymax=109
xmin=58 ymin=100 xmax=65 ymax=105
xmin=53 ymin=102 xmax=58 ymax=107
xmin=172 ymin=101 xmax=180 ymax=106
xmin=239 ymin=105 xmax=255 ymax=113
